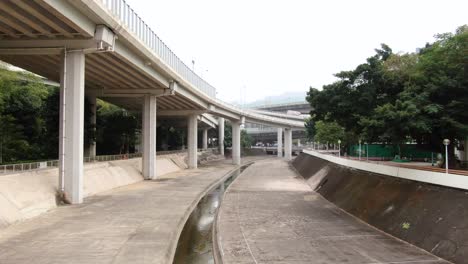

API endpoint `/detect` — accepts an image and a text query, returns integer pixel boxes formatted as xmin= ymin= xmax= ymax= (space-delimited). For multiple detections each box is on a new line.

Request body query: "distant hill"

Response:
xmin=232 ymin=91 xmax=308 ymax=108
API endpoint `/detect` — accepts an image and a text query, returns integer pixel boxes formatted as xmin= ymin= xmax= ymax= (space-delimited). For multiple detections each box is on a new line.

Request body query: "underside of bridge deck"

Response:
xmin=0 ymin=0 xmax=303 ymax=204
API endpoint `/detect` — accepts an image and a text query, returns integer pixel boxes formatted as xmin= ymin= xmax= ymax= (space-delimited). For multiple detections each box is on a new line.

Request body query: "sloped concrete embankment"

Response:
xmin=292 ymin=152 xmax=468 ymax=264
xmin=0 ymin=150 xmax=223 ymax=229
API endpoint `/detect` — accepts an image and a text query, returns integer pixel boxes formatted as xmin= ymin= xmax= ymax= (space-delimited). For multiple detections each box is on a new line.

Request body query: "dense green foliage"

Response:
xmin=304 ymin=117 xmax=315 ymax=141
xmin=306 ymin=26 xmax=468 ymax=163
xmin=96 ymin=100 xmax=139 ymax=155
xmin=313 ymin=120 xmax=345 ymax=145
xmin=0 ymin=65 xmax=141 ymax=163
xmin=0 ymin=68 xmax=49 ymax=163
xmin=0 ymin=63 xmax=230 ymax=164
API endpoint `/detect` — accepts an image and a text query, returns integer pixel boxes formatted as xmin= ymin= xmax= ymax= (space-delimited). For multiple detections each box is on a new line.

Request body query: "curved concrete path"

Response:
xmin=0 ymin=159 xmax=241 ymax=264
xmin=215 ymin=158 xmax=449 ymax=264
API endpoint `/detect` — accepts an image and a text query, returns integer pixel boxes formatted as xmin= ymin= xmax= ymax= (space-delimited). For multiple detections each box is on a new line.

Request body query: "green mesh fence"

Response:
xmin=347 ymin=144 xmax=434 ymax=161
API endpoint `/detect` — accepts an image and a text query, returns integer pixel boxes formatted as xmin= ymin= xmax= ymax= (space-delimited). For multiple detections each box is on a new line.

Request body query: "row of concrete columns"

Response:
xmin=57 ymin=50 xmax=244 ymax=204
xmin=60 ymin=49 xmax=299 ymax=205
xmin=277 ymin=127 xmax=293 ymax=160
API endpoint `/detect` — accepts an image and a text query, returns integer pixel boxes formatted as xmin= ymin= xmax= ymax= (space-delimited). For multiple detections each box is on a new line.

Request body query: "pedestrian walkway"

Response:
xmin=215 ymin=158 xmax=449 ymax=263
xmin=0 ymin=160 xmax=239 ymax=264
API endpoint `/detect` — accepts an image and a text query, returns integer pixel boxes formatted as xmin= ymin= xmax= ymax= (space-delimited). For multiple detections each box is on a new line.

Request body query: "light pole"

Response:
xmin=358 ymin=140 xmax=362 ymax=160
xmin=338 ymin=139 xmax=341 ymax=158
xmin=443 ymin=139 xmax=450 ymax=174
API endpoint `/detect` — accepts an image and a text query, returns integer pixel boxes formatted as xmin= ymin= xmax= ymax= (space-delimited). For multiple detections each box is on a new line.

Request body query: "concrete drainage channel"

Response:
xmin=173 ymin=163 xmax=252 ymax=264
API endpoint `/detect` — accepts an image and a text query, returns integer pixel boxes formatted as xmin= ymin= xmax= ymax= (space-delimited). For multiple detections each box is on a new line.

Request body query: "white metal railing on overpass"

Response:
xmin=244 ymin=127 xmax=278 ymax=134
xmin=100 ymin=0 xmax=216 ymax=98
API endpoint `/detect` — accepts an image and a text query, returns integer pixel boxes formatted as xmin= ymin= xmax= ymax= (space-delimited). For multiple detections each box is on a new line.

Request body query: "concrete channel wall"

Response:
xmin=0 ymin=151 xmax=222 ymax=230
xmin=292 ymin=151 xmax=468 ymax=263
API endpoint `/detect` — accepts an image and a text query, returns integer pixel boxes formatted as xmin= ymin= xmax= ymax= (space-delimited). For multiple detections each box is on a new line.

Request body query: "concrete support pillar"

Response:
xmin=188 ymin=114 xmax=198 ymax=169
xmin=277 ymin=128 xmax=283 ymax=157
xmin=58 ymin=54 xmax=66 ymax=193
xmin=88 ymin=94 xmax=97 ymax=159
xmin=60 ymin=50 xmax=85 ymax=204
xmin=284 ymin=128 xmax=292 ymax=160
xmin=232 ymin=121 xmax=241 ymax=165
xmin=202 ymin=128 xmax=208 ymax=150
xmin=142 ymin=95 xmax=157 ymax=180
xmin=218 ymin=118 xmax=225 ymax=155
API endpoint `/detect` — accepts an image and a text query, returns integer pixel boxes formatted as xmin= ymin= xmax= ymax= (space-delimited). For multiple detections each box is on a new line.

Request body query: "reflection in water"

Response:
xmin=173 ymin=165 xmax=250 ymax=264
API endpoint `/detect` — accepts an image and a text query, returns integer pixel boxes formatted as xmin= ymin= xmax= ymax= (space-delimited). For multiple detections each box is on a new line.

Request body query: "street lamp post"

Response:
xmin=338 ymin=139 xmax=341 ymax=158
xmin=443 ymin=139 xmax=450 ymax=174
xmin=358 ymin=140 xmax=362 ymax=160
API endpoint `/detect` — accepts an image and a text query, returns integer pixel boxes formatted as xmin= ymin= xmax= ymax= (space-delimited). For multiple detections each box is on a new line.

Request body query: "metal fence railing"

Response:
xmin=0 ymin=153 xmax=142 ymax=175
xmin=100 ymin=0 xmax=216 ymax=98
xmin=0 ymin=148 xmax=221 ymax=175
xmin=83 ymin=152 xmax=142 ymax=163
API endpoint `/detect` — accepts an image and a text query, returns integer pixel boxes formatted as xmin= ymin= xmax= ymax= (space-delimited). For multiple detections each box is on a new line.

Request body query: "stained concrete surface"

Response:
xmin=216 ymin=158 xmax=449 ymax=264
xmin=0 ymin=159 xmax=245 ymax=264
xmin=293 ymin=152 xmax=468 ymax=264
xmin=0 ymin=152 xmax=197 ymax=230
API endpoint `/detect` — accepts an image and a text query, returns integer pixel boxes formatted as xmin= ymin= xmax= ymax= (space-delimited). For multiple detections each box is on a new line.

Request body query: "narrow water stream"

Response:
xmin=173 ymin=164 xmax=251 ymax=264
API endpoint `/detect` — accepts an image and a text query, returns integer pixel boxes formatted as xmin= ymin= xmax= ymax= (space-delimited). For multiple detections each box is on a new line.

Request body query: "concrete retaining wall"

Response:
xmin=0 ymin=152 xmax=199 ymax=230
xmin=292 ymin=151 xmax=468 ymax=264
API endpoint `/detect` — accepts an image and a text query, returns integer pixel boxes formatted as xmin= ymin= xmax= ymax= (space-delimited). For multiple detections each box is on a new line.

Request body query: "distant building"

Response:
xmin=243 ymin=92 xmax=311 ymax=145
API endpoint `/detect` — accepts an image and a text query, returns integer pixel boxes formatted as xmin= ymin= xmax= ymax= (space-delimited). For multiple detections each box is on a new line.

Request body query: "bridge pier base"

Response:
xmin=232 ymin=121 xmax=241 ymax=165
xmin=188 ymin=114 xmax=198 ymax=169
xmin=142 ymin=94 xmax=157 ymax=179
xmin=284 ymin=128 xmax=292 ymax=160
xmin=60 ymin=50 xmax=85 ymax=204
xmin=277 ymin=128 xmax=283 ymax=157
xmin=218 ymin=118 xmax=225 ymax=156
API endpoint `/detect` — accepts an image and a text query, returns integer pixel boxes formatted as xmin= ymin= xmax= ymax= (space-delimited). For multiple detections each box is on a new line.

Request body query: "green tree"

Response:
xmin=0 ymin=66 xmax=49 ymax=163
xmin=223 ymin=122 xmax=232 ymax=148
xmin=304 ymin=117 xmax=315 ymax=141
xmin=314 ymin=120 xmax=345 ymax=146
xmin=240 ymin=130 xmax=253 ymax=148
xmin=96 ymin=100 xmax=139 ymax=155
xmin=307 ymin=44 xmax=394 ymax=142
xmin=306 ymin=25 xmax=468 ymax=167
xmin=409 ymin=25 xmax=468 ymax=156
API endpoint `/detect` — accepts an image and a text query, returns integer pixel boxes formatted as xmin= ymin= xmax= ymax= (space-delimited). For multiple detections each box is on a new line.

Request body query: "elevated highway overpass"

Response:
xmin=245 ymin=107 xmax=309 ymax=144
xmin=0 ymin=0 xmax=304 ymax=204
xmin=253 ymin=101 xmax=311 ymax=114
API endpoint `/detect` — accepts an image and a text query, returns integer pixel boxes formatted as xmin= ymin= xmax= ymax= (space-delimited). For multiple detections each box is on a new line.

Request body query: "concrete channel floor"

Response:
xmin=216 ymin=158 xmax=450 ymax=264
xmin=0 ymin=158 xmax=250 ymax=264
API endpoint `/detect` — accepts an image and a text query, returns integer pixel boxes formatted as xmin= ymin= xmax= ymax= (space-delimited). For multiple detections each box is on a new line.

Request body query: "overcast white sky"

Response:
xmin=126 ymin=0 xmax=467 ymax=103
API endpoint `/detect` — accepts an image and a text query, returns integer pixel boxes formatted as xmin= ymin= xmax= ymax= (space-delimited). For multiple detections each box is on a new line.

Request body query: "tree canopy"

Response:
xmin=0 ymin=65 xmax=140 ymax=163
xmin=306 ymin=25 xmax=468 ymax=160
xmin=314 ymin=120 xmax=345 ymax=145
